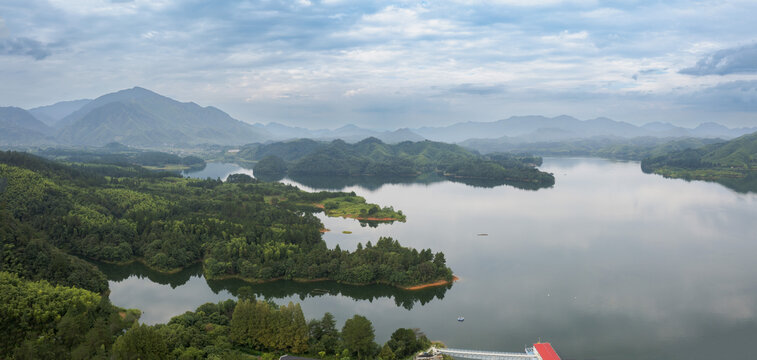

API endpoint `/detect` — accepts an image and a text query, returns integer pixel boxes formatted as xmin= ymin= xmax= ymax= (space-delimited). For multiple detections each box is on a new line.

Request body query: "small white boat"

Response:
xmin=457 ymin=316 xmax=464 ymax=322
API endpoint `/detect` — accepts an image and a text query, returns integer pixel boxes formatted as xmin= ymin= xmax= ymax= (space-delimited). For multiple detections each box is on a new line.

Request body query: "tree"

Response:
xmin=112 ymin=322 xmax=168 ymax=360
xmin=341 ymin=315 xmax=377 ymax=360
xmin=230 ymin=300 xmax=254 ymax=346
xmin=387 ymin=328 xmax=424 ymax=359
xmin=309 ymin=312 xmax=339 ymax=355
xmin=379 ymin=344 xmax=397 ymax=360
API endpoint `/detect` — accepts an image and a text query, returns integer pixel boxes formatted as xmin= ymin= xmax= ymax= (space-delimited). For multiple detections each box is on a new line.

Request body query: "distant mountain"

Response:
xmin=0 ymin=107 xmax=57 ymax=146
xmin=254 ymin=122 xmax=425 ymax=144
xmin=56 ymin=87 xmax=269 ymax=147
xmin=413 ymin=115 xmax=757 ymax=143
xmin=413 ymin=115 xmax=648 ymax=142
xmin=28 ymin=99 xmax=91 ymax=127
xmin=462 ymin=135 xmax=724 ymax=160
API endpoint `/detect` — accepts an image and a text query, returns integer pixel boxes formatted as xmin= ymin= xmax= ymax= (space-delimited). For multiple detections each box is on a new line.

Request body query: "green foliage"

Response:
xmin=379 ymin=344 xmax=397 ymax=360
xmin=641 ymin=131 xmax=757 ymax=185
xmin=341 ymin=315 xmax=378 ymax=360
xmin=254 ymin=155 xmax=288 ymax=176
xmin=112 ymin=322 xmax=169 ymax=360
xmin=319 ymin=196 xmax=407 ymax=221
xmin=231 ymin=137 xmax=553 ymax=184
xmin=386 ymin=328 xmax=430 ymax=359
xmin=0 ymin=272 xmax=133 ymax=358
xmin=1 ymin=151 xmax=453 ymax=288
xmin=309 ymin=312 xmax=340 ymax=355
xmin=0 ymin=210 xmax=108 ymax=293
xmin=37 ymin=146 xmax=207 ymax=170
xmin=230 ymin=299 xmax=309 ymax=353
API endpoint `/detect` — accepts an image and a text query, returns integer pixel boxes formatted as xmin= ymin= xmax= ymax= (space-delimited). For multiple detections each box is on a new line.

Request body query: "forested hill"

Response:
xmin=239 ymin=137 xmax=555 ymax=186
xmin=641 ymin=130 xmax=757 ymax=181
xmin=0 ymin=151 xmax=452 ymax=289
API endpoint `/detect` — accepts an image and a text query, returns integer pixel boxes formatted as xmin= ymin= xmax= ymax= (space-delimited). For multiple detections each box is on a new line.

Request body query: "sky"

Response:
xmin=1 ymin=0 xmax=757 ymax=129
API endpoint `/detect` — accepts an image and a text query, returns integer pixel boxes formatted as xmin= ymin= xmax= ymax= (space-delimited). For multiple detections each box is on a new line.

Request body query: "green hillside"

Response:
xmin=641 ymin=131 xmax=757 ymax=183
xmin=0 ymin=151 xmax=451 ymax=288
xmin=243 ymin=137 xmax=555 ymax=187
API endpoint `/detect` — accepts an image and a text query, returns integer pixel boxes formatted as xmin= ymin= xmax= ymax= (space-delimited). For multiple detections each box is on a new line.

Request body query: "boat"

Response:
xmin=457 ymin=316 xmax=464 ymax=322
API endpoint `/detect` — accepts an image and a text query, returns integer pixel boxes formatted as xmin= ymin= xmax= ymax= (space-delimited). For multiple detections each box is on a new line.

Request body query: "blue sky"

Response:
xmin=2 ymin=0 xmax=757 ymax=129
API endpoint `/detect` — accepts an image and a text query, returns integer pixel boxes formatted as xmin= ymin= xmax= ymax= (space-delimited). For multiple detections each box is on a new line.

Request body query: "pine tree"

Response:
xmin=230 ymin=299 xmax=253 ymax=346
xmin=291 ymin=303 xmax=309 ymax=353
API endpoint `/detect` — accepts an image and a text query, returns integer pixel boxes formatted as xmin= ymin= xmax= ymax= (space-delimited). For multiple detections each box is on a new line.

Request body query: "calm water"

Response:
xmin=105 ymin=158 xmax=757 ymax=360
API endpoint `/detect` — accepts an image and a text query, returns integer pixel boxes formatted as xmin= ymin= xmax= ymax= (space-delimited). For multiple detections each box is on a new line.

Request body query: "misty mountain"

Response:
xmin=56 ymin=87 xmax=269 ymax=147
xmin=28 ymin=99 xmax=91 ymax=127
xmin=254 ymin=122 xmax=425 ymax=144
xmin=0 ymin=107 xmax=57 ymax=146
xmin=413 ymin=115 xmax=757 ymax=143
xmin=461 ymin=135 xmax=724 ymax=160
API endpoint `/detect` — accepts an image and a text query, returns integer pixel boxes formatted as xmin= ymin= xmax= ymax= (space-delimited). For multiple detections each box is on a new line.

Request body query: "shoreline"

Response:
xmin=90 ymin=255 xmax=457 ymax=291
xmin=205 ymin=270 xmax=458 ymax=291
xmin=401 ymin=276 xmax=459 ymax=291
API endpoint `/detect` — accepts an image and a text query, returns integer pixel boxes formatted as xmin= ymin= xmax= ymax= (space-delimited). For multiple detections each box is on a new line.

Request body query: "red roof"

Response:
xmin=533 ymin=343 xmax=561 ymax=360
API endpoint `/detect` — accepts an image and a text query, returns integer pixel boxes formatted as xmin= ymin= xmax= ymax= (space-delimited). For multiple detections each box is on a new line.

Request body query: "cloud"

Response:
xmin=0 ymin=16 xmax=8 ymax=38
xmin=680 ymin=43 xmax=757 ymax=76
xmin=3 ymin=0 xmax=757 ymax=128
xmin=0 ymin=37 xmax=51 ymax=60
xmin=448 ymin=83 xmax=506 ymax=95
xmin=680 ymin=81 xmax=757 ymax=112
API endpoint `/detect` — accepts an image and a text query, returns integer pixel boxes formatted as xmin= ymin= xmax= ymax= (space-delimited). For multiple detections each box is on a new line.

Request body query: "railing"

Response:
xmin=434 ymin=347 xmax=539 ymax=360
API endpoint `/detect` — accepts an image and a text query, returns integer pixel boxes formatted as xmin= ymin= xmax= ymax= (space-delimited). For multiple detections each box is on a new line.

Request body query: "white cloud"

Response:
xmin=0 ymin=16 xmax=8 ymax=38
xmin=340 ymin=6 xmax=461 ymax=40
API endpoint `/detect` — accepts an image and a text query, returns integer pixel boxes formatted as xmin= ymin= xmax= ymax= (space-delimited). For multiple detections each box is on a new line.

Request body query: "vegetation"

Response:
xmin=253 ymin=155 xmax=288 ymax=176
xmin=232 ymin=137 xmax=554 ymax=187
xmin=0 ymin=271 xmax=139 ymax=358
xmin=37 ymin=143 xmax=207 ymax=171
xmin=0 ymin=151 xmax=451 ymax=288
xmin=1 ymin=210 xmax=108 ymax=293
xmin=462 ymin=136 xmax=724 ymax=160
xmin=318 ymin=195 xmax=406 ymax=222
xmin=1 ymin=274 xmax=435 ymax=360
xmin=641 ymin=131 xmax=757 ymax=187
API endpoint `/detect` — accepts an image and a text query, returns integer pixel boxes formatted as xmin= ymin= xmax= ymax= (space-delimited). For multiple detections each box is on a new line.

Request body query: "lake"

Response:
xmin=101 ymin=158 xmax=757 ymax=359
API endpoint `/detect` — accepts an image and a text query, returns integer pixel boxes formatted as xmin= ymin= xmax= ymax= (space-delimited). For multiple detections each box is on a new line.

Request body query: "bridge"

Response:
xmin=434 ymin=347 xmax=538 ymax=360
xmin=427 ymin=343 xmax=560 ymax=360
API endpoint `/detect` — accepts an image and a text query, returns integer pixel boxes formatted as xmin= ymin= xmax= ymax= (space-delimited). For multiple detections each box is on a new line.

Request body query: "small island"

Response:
xmin=314 ymin=195 xmax=406 ymax=222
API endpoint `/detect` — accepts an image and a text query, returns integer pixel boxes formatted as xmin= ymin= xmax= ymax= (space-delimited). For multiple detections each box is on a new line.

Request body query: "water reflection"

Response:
xmin=94 ymin=260 xmax=203 ymax=288
xmin=183 ymin=164 xmax=553 ymax=191
xmin=107 ymin=158 xmax=757 ymax=358
xmin=206 ymin=278 xmax=450 ymax=311
xmin=95 ymin=259 xmax=450 ymax=317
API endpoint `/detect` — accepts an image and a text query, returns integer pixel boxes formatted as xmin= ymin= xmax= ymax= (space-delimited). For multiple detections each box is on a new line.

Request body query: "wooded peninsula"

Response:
xmin=235 ymin=137 xmax=555 ymax=187
xmin=0 ymin=151 xmax=451 ymax=290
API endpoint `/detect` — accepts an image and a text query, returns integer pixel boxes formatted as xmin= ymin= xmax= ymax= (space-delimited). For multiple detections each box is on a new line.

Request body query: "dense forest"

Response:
xmin=1 ymin=272 xmax=443 ymax=359
xmin=641 ymin=131 xmax=757 ymax=181
xmin=36 ymin=142 xmax=207 ymax=171
xmin=0 ymin=151 xmax=452 ymax=288
xmin=241 ymin=138 xmax=554 ymax=186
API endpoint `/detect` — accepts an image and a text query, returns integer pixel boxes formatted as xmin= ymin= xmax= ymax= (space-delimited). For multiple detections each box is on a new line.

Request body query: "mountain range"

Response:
xmin=413 ymin=115 xmax=757 ymax=143
xmin=2 ymin=87 xmax=271 ymax=147
xmin=1 ymin=87 xmax=755 ymax=149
